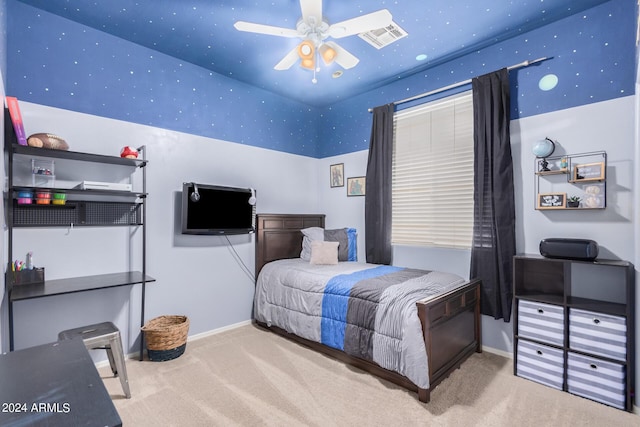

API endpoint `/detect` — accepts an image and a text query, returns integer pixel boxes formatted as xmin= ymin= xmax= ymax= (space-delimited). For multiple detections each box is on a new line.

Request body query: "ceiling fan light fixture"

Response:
xmin=319 ymin=44 xmax=336 ymax=65
xmin=297 ymin=39 xmax=317 ymax=70
xmin=297 ymin=40 xmax=316 ymax=70
xmin=235 ymin=2 xmax=394 ymax=78
xmin=297 ymin=40 xmax=315 ymax=59
xmin=300 ymin=58 xmax=315 ymax=70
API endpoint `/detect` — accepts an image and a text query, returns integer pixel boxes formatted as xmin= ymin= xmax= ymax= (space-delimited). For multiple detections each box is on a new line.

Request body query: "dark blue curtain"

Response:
xmin=365 ymin=103 xmax=394 ymax=265
xmin=470 ymin=69 xmax=516 ymax=322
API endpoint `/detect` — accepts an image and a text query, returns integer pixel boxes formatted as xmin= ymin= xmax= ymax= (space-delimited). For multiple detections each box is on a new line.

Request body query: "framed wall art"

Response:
xmin=330 ymin=163 xmax=344 ymax=187
xmin=347 ymin=176 xmax=366 ymax=196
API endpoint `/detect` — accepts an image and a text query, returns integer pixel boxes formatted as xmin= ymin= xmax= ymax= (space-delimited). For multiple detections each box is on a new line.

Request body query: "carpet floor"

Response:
xmin=99 ymin=324 xmax=638 ymax=426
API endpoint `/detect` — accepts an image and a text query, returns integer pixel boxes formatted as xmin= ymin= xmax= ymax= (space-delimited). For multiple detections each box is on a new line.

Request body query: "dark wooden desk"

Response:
xmin=8 ymin=271 xmax=155 ymax=359
xmin=0 ymin=339 xmax=122 ymax=427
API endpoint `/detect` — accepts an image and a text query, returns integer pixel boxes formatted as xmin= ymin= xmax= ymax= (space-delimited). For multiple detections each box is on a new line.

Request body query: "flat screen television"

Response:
xmin=181 ymin=182 xmax=255 ymax=235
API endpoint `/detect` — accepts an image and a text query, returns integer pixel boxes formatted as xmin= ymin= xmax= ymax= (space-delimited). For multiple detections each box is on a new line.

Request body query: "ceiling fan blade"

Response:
xmin=327 ymin=9 xmax=393 ymax=39
xmin=274 ymin=46 xmax=300 ymax=70
xmin=325 ymin=41 xmax=359 ymax=69
xmin=300 ymin=0 xmax=323 ymax=25
xmin=234 ymin=21 xmax=300 ymax=38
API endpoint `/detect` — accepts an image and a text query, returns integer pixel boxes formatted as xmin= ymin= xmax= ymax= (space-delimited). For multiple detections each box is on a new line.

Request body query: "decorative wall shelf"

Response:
xmin=534 ymin=151 xmax=606 ymax=210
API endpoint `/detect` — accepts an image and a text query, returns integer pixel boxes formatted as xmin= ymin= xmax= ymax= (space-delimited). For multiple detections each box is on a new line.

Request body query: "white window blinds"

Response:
xmin=392 ymin=91 xmax=474 ymax=249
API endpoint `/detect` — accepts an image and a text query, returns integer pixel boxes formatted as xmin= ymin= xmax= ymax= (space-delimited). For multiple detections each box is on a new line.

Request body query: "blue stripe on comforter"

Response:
xmin=320 ymin=265 xmax=403 ymax=350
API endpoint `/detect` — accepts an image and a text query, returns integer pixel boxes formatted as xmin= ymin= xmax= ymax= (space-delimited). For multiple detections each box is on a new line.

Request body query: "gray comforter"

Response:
xmin=254 ymin=259 xmax=466 ymax=389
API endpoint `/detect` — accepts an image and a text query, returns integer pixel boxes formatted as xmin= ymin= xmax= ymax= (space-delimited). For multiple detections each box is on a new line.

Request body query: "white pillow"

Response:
xmin=300 ymin=227 xmax=326 ymax=260
xmin=309 ymin=241 xmax=339 ymax=265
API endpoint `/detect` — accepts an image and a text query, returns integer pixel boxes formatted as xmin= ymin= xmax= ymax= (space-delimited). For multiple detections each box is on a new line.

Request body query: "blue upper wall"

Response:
xmin=5 ymin=0 xmax=636 ymax=159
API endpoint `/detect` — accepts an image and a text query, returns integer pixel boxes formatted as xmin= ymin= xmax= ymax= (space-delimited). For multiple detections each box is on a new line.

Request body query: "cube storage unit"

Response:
xmin=513 ymin=255 xmax=635 ymax=412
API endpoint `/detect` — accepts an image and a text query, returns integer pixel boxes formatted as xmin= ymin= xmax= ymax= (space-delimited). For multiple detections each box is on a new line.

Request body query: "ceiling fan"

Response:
xmin=234 ymin=0 xmax=393 ymax=82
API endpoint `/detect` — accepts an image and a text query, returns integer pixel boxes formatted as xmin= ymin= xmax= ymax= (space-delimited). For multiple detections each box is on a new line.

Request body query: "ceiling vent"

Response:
xmin=358 ymin=22 xmax=408 ymax=49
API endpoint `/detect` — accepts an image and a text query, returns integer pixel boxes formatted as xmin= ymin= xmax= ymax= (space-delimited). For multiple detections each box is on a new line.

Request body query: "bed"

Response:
xmin=253 ymin=213 xmax=481 ymax=403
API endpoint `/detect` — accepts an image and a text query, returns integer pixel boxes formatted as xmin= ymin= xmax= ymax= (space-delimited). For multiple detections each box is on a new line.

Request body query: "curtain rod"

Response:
xmin=368 ymin=56 xmax=549 ymax=112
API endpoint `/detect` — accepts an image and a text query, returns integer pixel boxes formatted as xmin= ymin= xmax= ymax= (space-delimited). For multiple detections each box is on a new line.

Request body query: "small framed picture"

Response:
xmin=330 ymin=163 xmax=344 ymax=188
xmin=572 ymin=162 xmax=605 ymax=182
xmin=347 ymin=176 xmax=366 ymax=196
xmin=537 ymin=192 xmax=566 ymax=210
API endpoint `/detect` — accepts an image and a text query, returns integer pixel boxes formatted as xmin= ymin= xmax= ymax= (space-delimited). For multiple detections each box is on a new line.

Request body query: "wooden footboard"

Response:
xmin=416 ymin=278 xmax=482 ymax=402
xmin=254 ymin=214 xmax=482 ymax=403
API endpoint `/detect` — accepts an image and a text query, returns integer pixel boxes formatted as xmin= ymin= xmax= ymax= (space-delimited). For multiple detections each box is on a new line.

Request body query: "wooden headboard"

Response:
xmin=255 ymin=213 xmax=325 ymax=279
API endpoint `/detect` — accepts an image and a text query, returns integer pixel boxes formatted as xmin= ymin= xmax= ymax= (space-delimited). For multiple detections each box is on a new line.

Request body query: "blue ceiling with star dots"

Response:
xmin=4 ymin=0 xmax=636 ymax=158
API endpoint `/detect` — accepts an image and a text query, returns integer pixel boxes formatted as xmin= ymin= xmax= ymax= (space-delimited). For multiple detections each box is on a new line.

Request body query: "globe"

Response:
xmin=532 ymin=138 xmax=555 ymax=158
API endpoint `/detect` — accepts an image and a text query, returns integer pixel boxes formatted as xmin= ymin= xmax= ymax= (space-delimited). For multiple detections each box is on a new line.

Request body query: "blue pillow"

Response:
xmin=346 ymin=228 xmax=357 ymax=261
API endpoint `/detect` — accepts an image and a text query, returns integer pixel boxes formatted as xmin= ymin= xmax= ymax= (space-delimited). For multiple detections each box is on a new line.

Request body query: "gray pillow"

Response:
xmin=324 ymin=228 xmax=349 ymax=261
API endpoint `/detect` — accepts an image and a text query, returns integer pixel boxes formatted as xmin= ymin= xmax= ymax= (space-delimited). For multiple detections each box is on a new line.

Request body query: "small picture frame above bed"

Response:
xmin=347 ymin=176 xmax=365 ymax=196
xmin=330 ymin=163 xmax=344 ymax=187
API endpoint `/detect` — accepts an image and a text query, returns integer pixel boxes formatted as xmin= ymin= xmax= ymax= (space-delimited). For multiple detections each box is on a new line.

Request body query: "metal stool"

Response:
xmin=58 ymin=321 xmax=131 ymax=398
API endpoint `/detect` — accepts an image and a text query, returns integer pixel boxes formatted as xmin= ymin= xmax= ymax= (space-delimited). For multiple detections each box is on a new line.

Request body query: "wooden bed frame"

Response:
xmin=254 ymin=213 xmax=482 ymax=403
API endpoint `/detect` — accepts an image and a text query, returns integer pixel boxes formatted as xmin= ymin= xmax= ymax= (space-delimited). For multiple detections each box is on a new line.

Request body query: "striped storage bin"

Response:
xmin=517 ymin=300 xmax=564 ymax=346
xmin=516 ymin=340 xmax=564 ymax=390
xmin=569 ymin=308 xmax=626 ymax=361
xmin=567 ymin=352 xmax=626 ymax=409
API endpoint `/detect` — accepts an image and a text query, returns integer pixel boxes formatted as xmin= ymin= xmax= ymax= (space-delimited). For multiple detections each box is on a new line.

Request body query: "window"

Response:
xmin=392 ymin=91 xmax=474 ymax=249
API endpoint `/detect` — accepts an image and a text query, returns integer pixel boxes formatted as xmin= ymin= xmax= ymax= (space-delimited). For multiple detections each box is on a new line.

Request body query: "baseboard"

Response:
xmin=186 ymin=320 xmax=253 ymax=342
xmin=481 ymin=345 xmax=513 ymax=359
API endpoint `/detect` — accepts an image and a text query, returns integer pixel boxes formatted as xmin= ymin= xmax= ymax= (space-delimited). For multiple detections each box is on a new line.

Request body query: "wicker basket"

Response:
xmin=141 ymin=315 xmax=189 ymax=361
